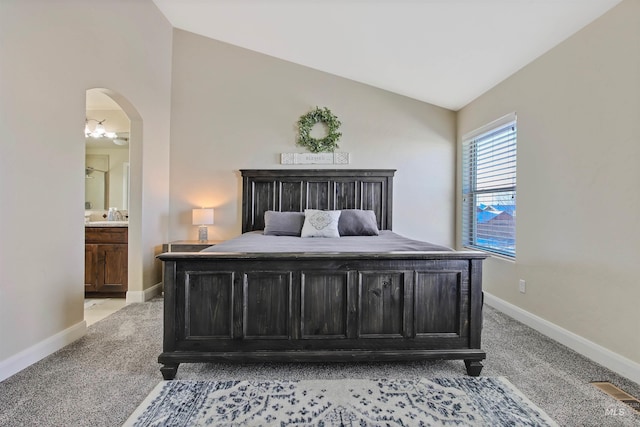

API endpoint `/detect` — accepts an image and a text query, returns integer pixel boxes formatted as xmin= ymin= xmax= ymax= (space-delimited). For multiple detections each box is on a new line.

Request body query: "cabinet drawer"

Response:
xmin=85 ymin=227 xmax=128 ymax=244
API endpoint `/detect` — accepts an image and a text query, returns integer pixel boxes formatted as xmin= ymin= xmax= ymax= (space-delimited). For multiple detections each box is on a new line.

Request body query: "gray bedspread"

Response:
xmin=200 ymin=230 xmax=452 ymax=253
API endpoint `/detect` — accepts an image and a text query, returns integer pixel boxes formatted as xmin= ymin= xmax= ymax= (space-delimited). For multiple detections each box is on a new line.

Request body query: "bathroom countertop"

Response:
xmin=85 ymin=221 xmax=129 ymax=227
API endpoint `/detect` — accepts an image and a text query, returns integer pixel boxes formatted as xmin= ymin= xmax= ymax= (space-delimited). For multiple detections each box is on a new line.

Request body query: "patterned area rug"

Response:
xmin=124 ymin=377 xmax=558 ymax=426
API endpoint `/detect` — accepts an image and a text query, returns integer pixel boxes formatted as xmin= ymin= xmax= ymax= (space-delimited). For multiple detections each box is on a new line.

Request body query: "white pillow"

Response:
xmin=301 ymin=209 xmax=341 ymax=238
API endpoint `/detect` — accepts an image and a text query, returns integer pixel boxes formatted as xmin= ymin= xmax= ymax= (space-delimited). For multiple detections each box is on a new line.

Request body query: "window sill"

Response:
xmin=461 ymin=246 xmax=515 ymax=263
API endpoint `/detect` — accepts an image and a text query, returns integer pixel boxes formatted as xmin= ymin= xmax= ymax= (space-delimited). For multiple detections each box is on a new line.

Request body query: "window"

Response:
xmin=462 ymin=114 xmax=517 ymax=257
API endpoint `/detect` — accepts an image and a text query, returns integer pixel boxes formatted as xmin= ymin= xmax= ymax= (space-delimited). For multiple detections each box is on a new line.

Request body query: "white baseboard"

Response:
xmin=484 ymin=292 xmax=640 ymax=385
xmin=126 ymin=282 xmax=163 ymax=304
xmin=0 ymin=320 xmax=87 ymax=382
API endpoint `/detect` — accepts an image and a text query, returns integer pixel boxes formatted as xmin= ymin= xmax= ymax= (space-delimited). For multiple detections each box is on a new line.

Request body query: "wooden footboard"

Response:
xmin=158 ymin=251 xmax=487 ymax=380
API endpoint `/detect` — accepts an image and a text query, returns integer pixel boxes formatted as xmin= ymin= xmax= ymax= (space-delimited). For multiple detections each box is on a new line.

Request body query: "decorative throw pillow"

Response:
xmin=301 ymin=209 xmax=341 ymax=238
xmin=338 ymin=209 xmax=380 ymax=236
xmin=263 ymin=211 xmax=305 ymax=236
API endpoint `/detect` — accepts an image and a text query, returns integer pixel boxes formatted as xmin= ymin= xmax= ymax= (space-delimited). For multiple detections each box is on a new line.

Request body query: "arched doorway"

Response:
xmin=84 ymin=88 xmax=143 ymax=321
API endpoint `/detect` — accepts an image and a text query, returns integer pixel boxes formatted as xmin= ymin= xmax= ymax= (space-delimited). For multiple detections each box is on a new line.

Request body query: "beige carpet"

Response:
xmin=0 ymin=298 xmax=637 ymax=426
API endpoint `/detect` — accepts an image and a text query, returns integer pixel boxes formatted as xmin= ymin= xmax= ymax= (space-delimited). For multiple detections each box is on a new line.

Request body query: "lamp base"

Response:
xmin=198 ymin=225 xmax=208 ymax=242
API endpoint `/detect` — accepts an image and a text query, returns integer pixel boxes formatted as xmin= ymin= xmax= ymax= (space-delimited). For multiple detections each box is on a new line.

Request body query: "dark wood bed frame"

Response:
xmin=158 ymin=169 xmax=487 ymax=380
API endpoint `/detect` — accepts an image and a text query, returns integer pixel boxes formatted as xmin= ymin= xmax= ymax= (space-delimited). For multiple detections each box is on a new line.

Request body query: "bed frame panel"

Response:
xmin=158 ymin=169 xmax=486 ymax=380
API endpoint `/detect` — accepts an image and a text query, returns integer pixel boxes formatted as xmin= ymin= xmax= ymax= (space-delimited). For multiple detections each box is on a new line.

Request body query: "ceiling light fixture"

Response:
xmin=85 ymin=118 xmax=129 ymax=145
xmin=85 ymin=118 xmax=117 ymax=139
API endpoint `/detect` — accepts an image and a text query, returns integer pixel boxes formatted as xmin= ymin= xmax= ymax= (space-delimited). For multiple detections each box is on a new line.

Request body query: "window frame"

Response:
xmin=461 ymin=113 xmax=517 ymax=258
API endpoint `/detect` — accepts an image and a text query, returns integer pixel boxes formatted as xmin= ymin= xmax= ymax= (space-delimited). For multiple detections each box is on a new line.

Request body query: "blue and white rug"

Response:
xmin=124 ymin=377 xmax=558 ymax=426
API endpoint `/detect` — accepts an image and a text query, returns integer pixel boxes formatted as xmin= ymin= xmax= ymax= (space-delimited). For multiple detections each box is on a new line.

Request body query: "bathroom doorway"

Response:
xmin=84 ymin=89 xmax=133 ymax=318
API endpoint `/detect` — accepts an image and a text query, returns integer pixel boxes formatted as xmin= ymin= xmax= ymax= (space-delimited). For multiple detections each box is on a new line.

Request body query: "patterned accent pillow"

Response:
xmin=301 ymin=209 xmax=341 ymax=238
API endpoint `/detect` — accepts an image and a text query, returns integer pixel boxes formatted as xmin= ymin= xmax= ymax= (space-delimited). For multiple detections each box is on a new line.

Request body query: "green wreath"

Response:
xmin=296 ymin=107 xmax=342 ymax=153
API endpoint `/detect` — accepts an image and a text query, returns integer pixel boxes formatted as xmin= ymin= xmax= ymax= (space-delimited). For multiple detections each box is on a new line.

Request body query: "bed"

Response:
xmin=158 ymin=169 xmax=487 ymax=380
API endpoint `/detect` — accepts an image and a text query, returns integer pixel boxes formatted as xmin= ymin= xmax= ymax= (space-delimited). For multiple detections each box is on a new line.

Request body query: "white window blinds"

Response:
xmin=462 ymin=114 xmax=517 ymax=257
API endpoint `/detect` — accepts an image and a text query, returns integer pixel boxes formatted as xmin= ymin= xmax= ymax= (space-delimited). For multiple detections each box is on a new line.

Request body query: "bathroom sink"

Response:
xmin=86 ymin=221 xmax=129 ymax=226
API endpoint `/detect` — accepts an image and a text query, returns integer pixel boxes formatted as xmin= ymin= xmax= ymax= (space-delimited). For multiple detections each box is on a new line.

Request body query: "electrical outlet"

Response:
xmin=519 ymin=279 xmax=526 ymax=294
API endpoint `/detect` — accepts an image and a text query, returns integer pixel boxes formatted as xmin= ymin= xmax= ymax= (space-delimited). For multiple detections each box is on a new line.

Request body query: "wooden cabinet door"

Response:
xmin=85 ymin=244 xmax=98 ymax=292
xmin=95 ymin=243 xmax=128 ymax=293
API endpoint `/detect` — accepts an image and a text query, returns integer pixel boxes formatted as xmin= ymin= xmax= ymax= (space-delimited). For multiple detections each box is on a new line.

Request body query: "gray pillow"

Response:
xmin=338 ymin=209 xmax=380 ymax=236
xmin=263 ymin=211 xmax=305 ymax=236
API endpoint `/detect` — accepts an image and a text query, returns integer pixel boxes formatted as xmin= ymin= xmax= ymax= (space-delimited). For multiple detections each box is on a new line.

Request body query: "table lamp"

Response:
xmin=192 ymin=208 xmax=214 ymax=242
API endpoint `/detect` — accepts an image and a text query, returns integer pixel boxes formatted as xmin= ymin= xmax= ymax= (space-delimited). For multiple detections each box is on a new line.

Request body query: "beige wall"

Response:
xmin=458 ymin=0 xmax=640 ymax=365
xmin=0 ymin=0 xmax=172 ymax=368
xmin=169 ymin=30 xmax=457 ymax=245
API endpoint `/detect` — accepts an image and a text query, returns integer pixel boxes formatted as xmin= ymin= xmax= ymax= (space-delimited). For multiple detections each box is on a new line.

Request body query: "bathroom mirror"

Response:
xmin=85 ymin=150 xmax=130 ymax=210
xmin=85 ymin=155 xmax=109 ymax=210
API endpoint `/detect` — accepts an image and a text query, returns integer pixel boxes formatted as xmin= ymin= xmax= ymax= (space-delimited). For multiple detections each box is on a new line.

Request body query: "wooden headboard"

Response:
xmin=241 ymin=169 xmax=395 ymax=233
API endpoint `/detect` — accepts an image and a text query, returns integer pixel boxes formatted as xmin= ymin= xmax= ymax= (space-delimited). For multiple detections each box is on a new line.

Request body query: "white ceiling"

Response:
xmin=152 ymin=0 xmax=622 ymax=110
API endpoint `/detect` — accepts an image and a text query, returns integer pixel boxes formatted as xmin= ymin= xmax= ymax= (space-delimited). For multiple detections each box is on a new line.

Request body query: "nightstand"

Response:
xmin=162 ymin=240 xmax=223 ymax=253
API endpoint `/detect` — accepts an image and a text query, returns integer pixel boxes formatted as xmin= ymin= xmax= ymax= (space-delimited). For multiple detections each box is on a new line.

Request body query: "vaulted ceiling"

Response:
xmin=152 ymin=0 xmax=622 ymax=110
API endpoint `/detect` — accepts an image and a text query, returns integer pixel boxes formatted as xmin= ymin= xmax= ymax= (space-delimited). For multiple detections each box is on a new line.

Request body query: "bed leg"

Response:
xmin=464 ymin=359 xmax=483 ymax=377
xmin=160 ymin=363 xmax=179 ymax=380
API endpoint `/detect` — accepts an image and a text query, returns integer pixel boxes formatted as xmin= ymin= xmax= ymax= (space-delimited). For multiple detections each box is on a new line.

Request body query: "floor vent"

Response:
xmin=591 ymin=381 xmax=640 ymax=413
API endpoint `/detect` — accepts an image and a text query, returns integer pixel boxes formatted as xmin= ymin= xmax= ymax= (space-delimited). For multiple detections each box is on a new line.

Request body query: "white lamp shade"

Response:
xmin=192 ymin=208 xmax=214 ymax=225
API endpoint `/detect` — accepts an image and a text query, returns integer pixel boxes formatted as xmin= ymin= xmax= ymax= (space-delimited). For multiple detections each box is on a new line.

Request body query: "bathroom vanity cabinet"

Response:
xmin=85 ymin=226 xmax=127 ymax=296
